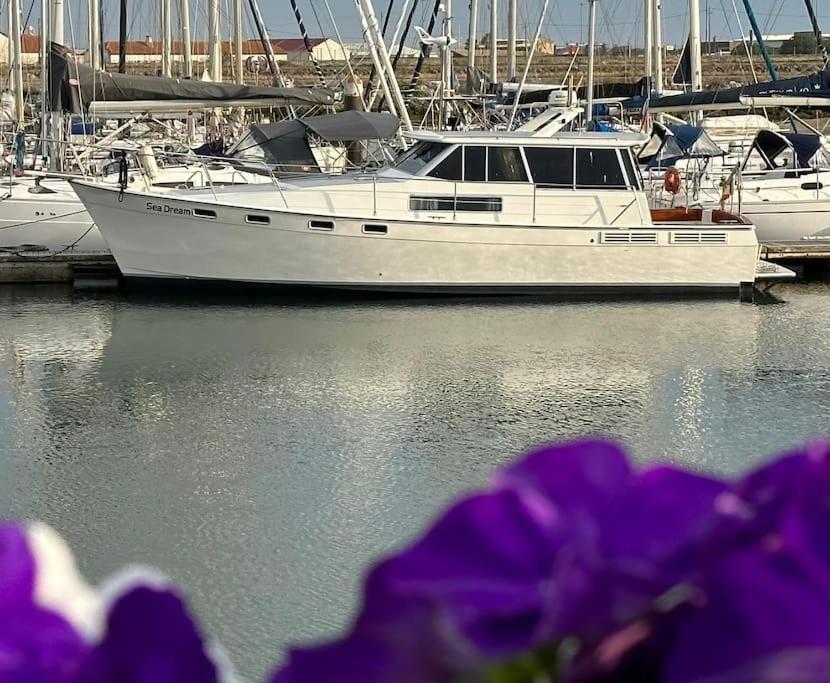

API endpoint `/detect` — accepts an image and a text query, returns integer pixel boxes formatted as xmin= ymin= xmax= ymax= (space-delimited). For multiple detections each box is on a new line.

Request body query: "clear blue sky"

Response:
xmin=5 ymin=0 xmax=826 ymax=49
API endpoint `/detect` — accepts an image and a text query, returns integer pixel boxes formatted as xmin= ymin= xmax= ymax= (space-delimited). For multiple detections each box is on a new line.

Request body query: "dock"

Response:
xmin=0 ymin=251 xmax=119 ymax=287
xmin=760 ymin=241 xmax=830 ymax=280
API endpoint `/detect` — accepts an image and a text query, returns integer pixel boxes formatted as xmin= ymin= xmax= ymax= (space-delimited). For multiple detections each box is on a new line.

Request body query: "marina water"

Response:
xmin=1 ymin=284 xmax=829 ymax=680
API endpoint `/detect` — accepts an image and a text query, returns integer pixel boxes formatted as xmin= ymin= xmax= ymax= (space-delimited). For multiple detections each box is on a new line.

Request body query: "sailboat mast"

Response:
xmin=506 ymin=0 xmax=517 ymax=78
xmin=118 ymin=0 xmax=127 ymax=73
xmin=233 ymin=0 xmax=244 ymax=84
xmin=246 ymin=0 xmax=286 ymax=87
xmin=208 ymin=0 xmax=222 ymax=81
xmin=740 ymin=0 xmax=777 ymax=79
xmin=651 ymin=0 xmax=663 ymax=93
xmin=180 ymin=0 xmax=193 ymax=78
xmin=9 ymin=0 xmax=24 ymax=124
xmin=802 ymin=0 xmax=828 ymax=66
xmin=585 ymin=0 xmax=597 ymax=124
xmin=51 ymin=0 xmax=65 ymax=44
xmin=88 ymin=0 xmax=101 ymax=70
xmin=467 ymin=0 xmax=479 ymax=89
xmin=688 ymin=0 xmax=702 ymax=90
xmin=161 ymin=0 xmax=172 ymax=76
xmin=41 ymin=0 xmax=50 ymax=150
xmin=643 ymin=0 xmax=652 ymax=87
xmin=489 ymin=0 xmax=497 ymax=83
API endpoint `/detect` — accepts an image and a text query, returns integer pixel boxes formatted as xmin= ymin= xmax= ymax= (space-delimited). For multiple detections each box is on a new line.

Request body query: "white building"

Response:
xmin=272 ymin=38 xmax=350 ymax=62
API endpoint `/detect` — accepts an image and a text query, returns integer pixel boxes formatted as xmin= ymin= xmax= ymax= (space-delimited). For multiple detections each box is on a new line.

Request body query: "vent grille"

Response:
xmin=600 ymin=231 xmax=658 ymax=245
xmin=672 ymin=232 xmax=728 ymax=244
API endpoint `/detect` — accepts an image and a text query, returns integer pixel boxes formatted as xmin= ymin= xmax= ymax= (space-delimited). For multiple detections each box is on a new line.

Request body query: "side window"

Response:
xmin=576 ymin=148 xmax=627 ymax=188
xmin=428 ymin=147 xmax=463 ymax=180
xmin=524 ymin=147 xmax=574 ymax=186
xmin=464 ymin=146 xmax=487 ymax=182
xmin=488 ymin=147 xmax=528 ymax=182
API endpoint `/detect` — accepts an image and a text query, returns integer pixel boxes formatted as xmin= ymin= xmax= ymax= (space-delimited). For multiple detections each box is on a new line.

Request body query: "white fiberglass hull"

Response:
xmin=0 ymin=179 xmax=105 ymax=252
xmin=732 ymin=199 xmax=830 ymax=243
xmin=73 ymin=182 xmax=761 ymax=293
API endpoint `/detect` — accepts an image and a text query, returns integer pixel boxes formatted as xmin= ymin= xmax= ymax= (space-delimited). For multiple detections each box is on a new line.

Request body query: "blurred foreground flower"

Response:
xmin=274 ymin=440 xmax=829 ymax=683
xmin=2 ymin=439 xmax=828 ymax=683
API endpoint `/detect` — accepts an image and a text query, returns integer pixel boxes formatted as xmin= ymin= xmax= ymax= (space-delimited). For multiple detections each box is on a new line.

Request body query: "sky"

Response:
xmin=3 ymin=0 xmax=827 ymax=49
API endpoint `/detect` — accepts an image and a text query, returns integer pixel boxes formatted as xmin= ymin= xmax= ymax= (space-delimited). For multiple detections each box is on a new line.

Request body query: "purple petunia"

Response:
xmin=273 ymin=439 xmax=830 ymax=683
xmin=2 ymin=439 xmax=828 ymax=683
xmin=0 ymin=522 xmax=221 ymax=683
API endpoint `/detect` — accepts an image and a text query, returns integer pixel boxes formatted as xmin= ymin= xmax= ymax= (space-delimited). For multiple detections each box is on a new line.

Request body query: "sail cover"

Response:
xmin=648 ymin=69 xmax=830 ymax=111
xmin=49 ymin=43 xmax=334 ymax=113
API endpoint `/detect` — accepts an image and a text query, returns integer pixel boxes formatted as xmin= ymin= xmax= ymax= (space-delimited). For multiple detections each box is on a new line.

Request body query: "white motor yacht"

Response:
xmin=71 ymin=130 xmax=778 ymax=295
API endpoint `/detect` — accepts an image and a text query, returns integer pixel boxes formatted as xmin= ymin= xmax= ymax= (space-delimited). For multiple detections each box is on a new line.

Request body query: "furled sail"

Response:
xmin=49 ymin=42 xmax=334 ymax=114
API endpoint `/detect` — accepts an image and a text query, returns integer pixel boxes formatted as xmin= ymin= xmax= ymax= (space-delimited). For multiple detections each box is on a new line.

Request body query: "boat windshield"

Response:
xmin=393 ymin=142 xmax=450 ymax=175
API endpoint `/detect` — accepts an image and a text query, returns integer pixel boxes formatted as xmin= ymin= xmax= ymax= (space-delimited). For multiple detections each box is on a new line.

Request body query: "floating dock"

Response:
xmin=0 ymin=251 xmax=119 ymax=287
xmin=760 ymin=241 xmax=830 ymax=280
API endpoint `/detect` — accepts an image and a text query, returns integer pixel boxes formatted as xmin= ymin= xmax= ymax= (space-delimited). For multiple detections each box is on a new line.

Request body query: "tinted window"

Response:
xmin=488 ymin=147 xmax=528 ymax=182
xmin=428 ymin=147 xmax=463 ymax=180
xmin=524 ymin=147 xmax=574 ymax=186
xmin=395 ymin=142 xmax=449 ymax=175
xmin=576 ymin=149 xmax=627 ymax=188
xmin=410 ymin=196 xmax=502 ymax=212
xmin=464 ymin=146 xmax=487 ymax=181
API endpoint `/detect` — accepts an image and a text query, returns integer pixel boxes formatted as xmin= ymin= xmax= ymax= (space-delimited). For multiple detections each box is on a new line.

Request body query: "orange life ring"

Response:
xmin=663 ymin=167 xmax=682 ymax=194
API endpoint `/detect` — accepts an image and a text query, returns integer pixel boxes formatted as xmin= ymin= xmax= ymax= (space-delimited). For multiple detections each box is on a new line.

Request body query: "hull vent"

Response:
xmin=600 ymin=231 xmax=658 ymax=245
xmin=671 ymin=232 xmax=728 ymax=244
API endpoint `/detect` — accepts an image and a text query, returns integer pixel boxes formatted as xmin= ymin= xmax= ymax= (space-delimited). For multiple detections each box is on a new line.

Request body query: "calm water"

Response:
xmin=1 ymin=284 xmax=829 ymax=680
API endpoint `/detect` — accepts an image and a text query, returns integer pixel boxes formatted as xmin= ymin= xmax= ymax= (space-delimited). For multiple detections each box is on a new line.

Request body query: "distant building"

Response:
xmin=0 ymin=33 xmax=84 ymax=65
xmin=103 ymin=39 xmax=290 ymax=66
xmin=271 ymin=38 xmax=350 ymax=62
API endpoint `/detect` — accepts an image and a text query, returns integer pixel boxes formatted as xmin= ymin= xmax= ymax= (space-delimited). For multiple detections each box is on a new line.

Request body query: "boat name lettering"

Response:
xmin=146 ymin=202 xmax=193 ymax=216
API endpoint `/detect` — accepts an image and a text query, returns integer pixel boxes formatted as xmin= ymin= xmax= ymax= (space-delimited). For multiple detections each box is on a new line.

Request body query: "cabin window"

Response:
xmin=524 ymin=147 xmax=574 ymax=186
xmin=428 ymin=146 xmax=463 ymax=180
xmin=575 ymin=148 xmax=627 ymax=188
xmin=463 ymin=146 xmax=487 ymax=182
xmin=488 ymin=147 xmax=528 ymax=182
xmin=309 ymin=219 xmax=335 ymax=231
xmin=394 ymin=142 xmax=450 ymax=175
xmin=363 ymin=223 xmax=388 ymax=234
xmin=410 ymin=196 xmax=502 ymax=212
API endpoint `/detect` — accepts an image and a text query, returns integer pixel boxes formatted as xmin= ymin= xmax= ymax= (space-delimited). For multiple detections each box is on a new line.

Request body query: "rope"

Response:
xmin=288 ymin=0 xmax=327 ymax=87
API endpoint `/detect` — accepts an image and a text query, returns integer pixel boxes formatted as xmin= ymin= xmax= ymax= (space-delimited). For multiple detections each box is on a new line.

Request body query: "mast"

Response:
xmin=356 ymin=0 xmax=413 ymax=131
xmin=410 ymin=0 xmax=441 ymax=92
xmin=289 ymin=0 xmax=326 ymax=86
xmin=208 ymin=0 xmax=222 ymax=81
xmin=355 ymin=0 xmax=400 ymax=122
xmin=41 ymin=0 xmax=50 ymax=152
xmin=440 ymin=0 xmax=453 ymax=125
xmin=688 ymin=0 xmax=702 ymax=90
xmin=507 ymin=0 xmax=550 ymax=128
xmin=651 ymin=0 xmax=663 ymax=93
xmin=9 ymin=0 xmax=24 ymax=124
xmin=233 ymin=0 xmax=244 ymax=84
xmin=88 ymin=0 xmax=101 ymax=70
xmin=643 ymin=0 xmax=652 ymax=87
xmin=507 ymin=0 xmax=517 ymax=79
xmin=740 ymin=0 xmax=777 ymax=79
xmin=467 ymin=0 xmax=479 ymax=91
xmin=489 ymin=0 xmax=497 ymax=83
xmin=161 ymin=0 xmax=172 ymax=76
xmin=802 ymin=0 xmax=828 ymax=66
xmin=180 ymin=0 xmax=193 ymax=78
xmin=51 ymin=0 xmax=64 ymax=44
xmin=118 ymin=0 xmax=127 ymax=73
xmin=246 ymin=0 xmax=286 ymax=87
xmin=585 ymin=0 xmax=597 ymax=124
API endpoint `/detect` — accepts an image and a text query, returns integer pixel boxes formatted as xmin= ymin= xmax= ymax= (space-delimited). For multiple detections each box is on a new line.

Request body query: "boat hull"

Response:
xmin=72 ymin=181 xmax=761 ymax=293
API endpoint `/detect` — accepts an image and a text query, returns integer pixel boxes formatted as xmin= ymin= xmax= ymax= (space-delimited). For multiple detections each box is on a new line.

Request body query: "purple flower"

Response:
xmin=272 ymin=440 xmax=830 ymax=683
xmin=0 ymin=523 xmax=89 ymax=683
xmin=0 ymin=523 xmax=222 ymax=683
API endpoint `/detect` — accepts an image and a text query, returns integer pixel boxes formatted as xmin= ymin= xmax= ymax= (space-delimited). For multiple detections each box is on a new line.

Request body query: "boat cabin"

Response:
xmin=391 ymin=131 xmax=645 ymax=191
